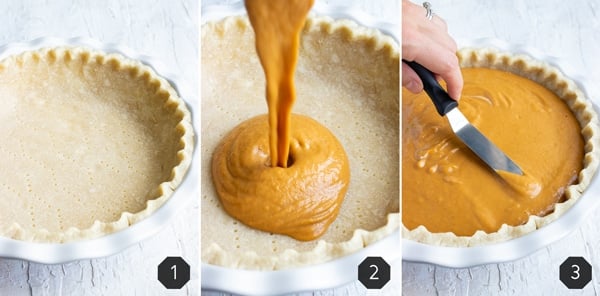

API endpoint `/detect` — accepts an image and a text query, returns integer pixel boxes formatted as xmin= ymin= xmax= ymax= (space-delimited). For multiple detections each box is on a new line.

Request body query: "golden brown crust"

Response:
xmin=403 ymin=47 xmax=600 ymax=246
xmin=0 ymin=47 xmax=194 ymax=242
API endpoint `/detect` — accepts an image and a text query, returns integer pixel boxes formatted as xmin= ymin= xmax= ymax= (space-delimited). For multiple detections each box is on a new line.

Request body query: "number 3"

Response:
xmin=571 ymin=264 xmax=580 ymax=280
xmin=370 ymin=264 xmax=379 ymax=280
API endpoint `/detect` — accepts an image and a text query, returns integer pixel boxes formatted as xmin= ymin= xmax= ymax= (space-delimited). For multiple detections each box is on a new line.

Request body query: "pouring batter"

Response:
xmin=211 ymin=0 xmax=350 ymax=241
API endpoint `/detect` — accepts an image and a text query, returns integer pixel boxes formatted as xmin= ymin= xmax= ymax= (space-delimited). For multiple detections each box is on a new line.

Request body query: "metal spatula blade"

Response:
xmin=404 ymin=60 xmax=523 ymax=175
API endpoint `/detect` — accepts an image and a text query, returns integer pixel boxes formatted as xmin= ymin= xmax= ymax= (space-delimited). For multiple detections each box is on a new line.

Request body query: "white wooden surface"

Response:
xmin=7 ymin=0 xmax=597 ymax=295
xmin=402 ymin=0 xmax=600 ymax=295
xmin=200 ymin=0 xmax=401 ymax=295
xmin=0 ymin=1 xmax=199 ymax=295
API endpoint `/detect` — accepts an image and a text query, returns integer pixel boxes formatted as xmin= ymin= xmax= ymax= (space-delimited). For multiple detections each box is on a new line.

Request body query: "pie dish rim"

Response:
xmin=0 ymin=36 xmax=198 ymax=263
xmin=402 ymin=37 xmax=600 ymax=267
xmin=200 ymin=2 xmax=400 ymax=293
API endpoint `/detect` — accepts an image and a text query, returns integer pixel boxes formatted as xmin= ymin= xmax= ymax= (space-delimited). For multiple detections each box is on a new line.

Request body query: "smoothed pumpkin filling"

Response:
xmin=402 ymin=67 xmax=583 ymax=236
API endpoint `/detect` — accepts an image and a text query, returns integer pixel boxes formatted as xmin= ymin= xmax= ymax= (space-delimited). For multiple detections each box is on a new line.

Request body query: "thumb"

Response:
xmin=402 ymin=62 xmax=423 ymax=94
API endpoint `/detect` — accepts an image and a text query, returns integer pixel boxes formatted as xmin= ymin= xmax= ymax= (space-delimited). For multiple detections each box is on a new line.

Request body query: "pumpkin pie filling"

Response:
xmin=211 ymin=0 xmax=350 ymax=242
xmin=403 ymin=59 xmax=588 ymax=238
xmin=202 ymin=15 xmax=399 ymax=269
xmin=212 ymin=114 xmax=350 ymax=241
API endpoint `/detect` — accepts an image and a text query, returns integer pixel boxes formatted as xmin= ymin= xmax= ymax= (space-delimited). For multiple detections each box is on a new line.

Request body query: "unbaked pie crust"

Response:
xmin=403 ymin=47 xmax=600 ymax=247
xmin=201 ymin=15 xmax=399 ymax=270
xmin=0 ymin=47 xmax=194 ymax=243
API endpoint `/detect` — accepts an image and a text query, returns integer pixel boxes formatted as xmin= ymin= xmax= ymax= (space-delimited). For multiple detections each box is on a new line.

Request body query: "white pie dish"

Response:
xmin=201 ymin=2 xmax=400 ymax=294
xmin=0 ymin=36 xmax=198 ymax=264
xmin=402 ymin=38 xmax=600 ymax=268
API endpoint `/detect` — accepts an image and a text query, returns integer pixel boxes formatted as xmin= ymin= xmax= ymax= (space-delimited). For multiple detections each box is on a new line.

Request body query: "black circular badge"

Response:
xmin=158 ymin=256 xmax=191 ymax=289
xmin=358 ymin=256 xmax=391 ymax=289
xmin=560 ymin=256 xmax=592 ymax=289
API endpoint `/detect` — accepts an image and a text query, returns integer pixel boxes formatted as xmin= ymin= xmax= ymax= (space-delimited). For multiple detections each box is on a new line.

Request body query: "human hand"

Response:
xmin=402 ymin=0 xmax=463 ymax=100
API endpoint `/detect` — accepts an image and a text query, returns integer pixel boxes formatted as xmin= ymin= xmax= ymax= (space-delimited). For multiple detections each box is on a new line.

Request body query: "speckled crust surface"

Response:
xmin=0 ymin=46 xmax=194 ymax=243
xmin=201 ymin=15 xmax=399 ymax=270
xmin=403 ymin=47 xmax=600 ymax=247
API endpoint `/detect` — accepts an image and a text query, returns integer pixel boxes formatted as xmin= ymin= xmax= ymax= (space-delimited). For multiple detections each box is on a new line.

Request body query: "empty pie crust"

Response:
xmin=0 ymin=46 xmax=194 ymax=243
xmin=402 ymin=47 xmax=600 ymax=246
xmin=201 ymin=16 xmax=399 ymax=270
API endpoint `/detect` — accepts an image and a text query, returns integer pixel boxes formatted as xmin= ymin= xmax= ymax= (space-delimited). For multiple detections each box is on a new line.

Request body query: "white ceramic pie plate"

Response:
xmin=402 ymin=38 xmax=600 ymax=268
xmin=0 ymin=37 xmax=198 ymax=264
xmin=201 ymin=2 xmax=400 ymax=294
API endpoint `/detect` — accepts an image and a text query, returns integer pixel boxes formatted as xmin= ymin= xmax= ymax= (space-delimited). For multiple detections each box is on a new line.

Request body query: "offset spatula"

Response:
xmin=404 ymin=60 xmax=523 ymax=175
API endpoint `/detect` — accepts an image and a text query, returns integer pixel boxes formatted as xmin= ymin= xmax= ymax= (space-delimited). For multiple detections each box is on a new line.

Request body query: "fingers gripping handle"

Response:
xmin=404 ymin=60 xmax=457 ymax=116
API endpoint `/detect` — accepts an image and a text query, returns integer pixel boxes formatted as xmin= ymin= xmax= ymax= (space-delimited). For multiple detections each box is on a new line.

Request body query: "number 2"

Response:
xmin=171 ymin=264 xmax=177 ymax=280
xmin=369 ymin=264 xmax=379 ymax=280
xmin=571 ymin=264 xmax=580 ymax=280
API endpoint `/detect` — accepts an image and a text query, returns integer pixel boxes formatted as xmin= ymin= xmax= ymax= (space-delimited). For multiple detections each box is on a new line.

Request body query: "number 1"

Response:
xmin=171 ymin=264 xmax=177 ymax=280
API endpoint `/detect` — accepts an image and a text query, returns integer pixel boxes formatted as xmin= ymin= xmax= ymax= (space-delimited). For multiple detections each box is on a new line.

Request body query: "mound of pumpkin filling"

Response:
xmin=402 ymin=48 xmax=599 ymax=245
xmin=201 ymin=12 xmax=399 ymax=269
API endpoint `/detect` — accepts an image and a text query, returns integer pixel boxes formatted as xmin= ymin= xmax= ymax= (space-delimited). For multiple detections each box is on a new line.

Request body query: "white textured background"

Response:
xmin=200 ymin=0 xmax=401 ymax=295
xmin=6 ymin=0 xmax=598 ymax=295
xmin=402 ymin=0 xmax=600 ymax=295
xmin=0 ymin=0 xmax=199 ymax=295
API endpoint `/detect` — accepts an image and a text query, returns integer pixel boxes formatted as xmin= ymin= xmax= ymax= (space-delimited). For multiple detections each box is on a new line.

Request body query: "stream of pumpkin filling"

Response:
xmin=402 ymin=67 xmax=583 ymax=236
xmin=211 ymin=0 xmax=350 ymax=241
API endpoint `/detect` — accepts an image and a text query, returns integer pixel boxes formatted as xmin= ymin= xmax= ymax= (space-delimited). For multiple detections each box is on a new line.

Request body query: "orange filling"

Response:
xmin=245 ymin=0 xmax=313 ymax=168
xmin=211 ymin=0 xmax=350 ymax=241
xmin=402 ymin=68 xmax=583 ymax=236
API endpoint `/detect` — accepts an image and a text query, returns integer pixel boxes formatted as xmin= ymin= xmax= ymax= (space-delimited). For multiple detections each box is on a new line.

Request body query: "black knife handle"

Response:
xmin=404 ymin=60 xmax=457 ymax=116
